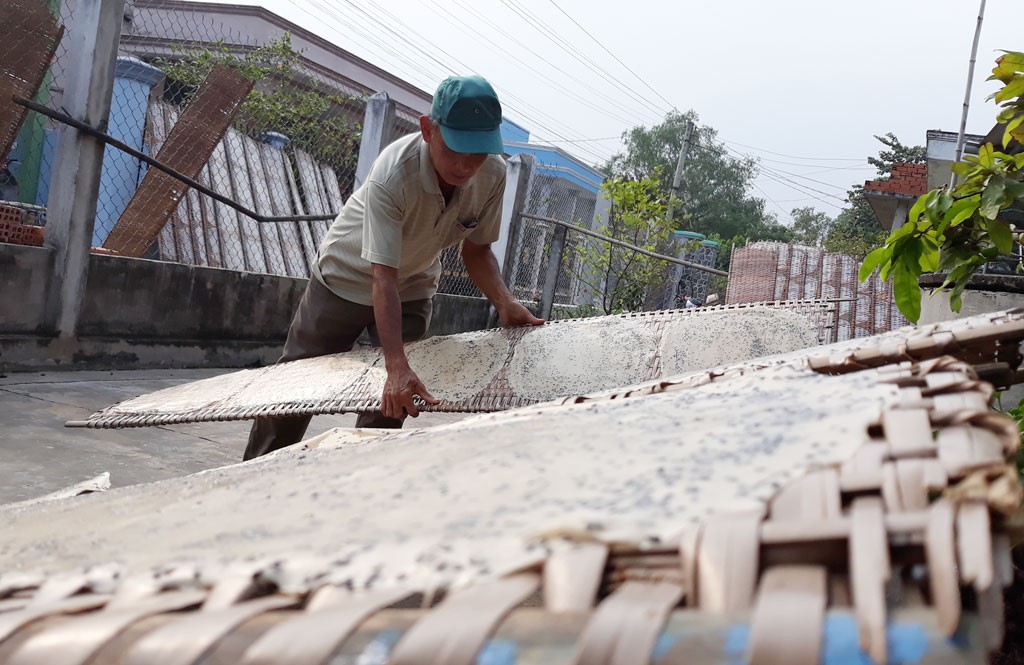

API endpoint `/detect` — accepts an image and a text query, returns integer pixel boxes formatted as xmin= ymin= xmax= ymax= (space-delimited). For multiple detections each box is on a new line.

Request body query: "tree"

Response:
xmin=575 ymin=176 xmax=679 ymax=314
xmin=604 ymin=111 xmax=779 ymax=241
xmin=789 ymin=206 xmax=833 ymax=246
xmin=867 ymin=132 xmax=927 ymax=176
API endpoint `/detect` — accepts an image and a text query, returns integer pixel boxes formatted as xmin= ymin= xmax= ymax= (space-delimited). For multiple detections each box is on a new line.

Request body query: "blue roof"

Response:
xmin=503 ymin=141 xmax=605 ymax=193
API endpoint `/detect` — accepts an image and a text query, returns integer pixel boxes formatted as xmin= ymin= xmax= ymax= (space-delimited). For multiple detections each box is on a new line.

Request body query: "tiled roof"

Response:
xmin=863 ymin=162 xmax=928 ymax=197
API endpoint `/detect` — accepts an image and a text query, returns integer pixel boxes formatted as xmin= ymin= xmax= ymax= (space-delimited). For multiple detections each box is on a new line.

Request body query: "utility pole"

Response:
xmin=670 ymin=120 xmax=694 ymax=221
xmin=665 ymin=119 xmax=694 ymax=309
xmin=951 ymin=0 xmax=986 ymax=188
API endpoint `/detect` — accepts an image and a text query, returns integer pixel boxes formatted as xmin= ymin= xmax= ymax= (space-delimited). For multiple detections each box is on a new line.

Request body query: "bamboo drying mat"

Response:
xmin=4 ymin=350 xmax=1020 ymax=664
xmin=71 ymin=301 xmax=835 ymax=429
xmin=71 ymin=304 xmax=1024 ymax=430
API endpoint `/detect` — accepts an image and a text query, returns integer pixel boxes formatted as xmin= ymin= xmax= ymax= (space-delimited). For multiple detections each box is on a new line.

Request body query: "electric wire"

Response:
xmin=286 ymin=0 xmax=615 ymax=165
xmin=545 ymin=0 xmax=676 ymax=110
xmin=498 ymin=0 xmax=667 ymax=118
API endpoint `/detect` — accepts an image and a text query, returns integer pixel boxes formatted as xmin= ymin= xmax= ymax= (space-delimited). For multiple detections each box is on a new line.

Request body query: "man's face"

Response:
xmin=420 ymin=116 xmax=489 ymax=188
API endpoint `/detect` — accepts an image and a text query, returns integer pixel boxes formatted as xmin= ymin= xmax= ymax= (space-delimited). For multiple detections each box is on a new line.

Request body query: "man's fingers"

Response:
xmin=417 ymin=384 xmax=440 ymax=405
xmin=403 ymin=394 xmax=420 ymax=418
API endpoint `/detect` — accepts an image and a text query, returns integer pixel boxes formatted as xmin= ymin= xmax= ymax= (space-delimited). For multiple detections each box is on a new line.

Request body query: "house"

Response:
xmin=862 ymin=130 xmax=986 ymax=231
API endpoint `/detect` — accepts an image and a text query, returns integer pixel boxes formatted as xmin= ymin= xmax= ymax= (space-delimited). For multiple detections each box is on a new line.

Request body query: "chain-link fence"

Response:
xmin=494 ymin=158 xmax=726 ymax=321
xmin=498 ymin=170 xmax=600 ymax=307
xmin=0 ymin=0 xmax=66 ymax=238
xmin=2 ymin=0 xmax=428 ymax=278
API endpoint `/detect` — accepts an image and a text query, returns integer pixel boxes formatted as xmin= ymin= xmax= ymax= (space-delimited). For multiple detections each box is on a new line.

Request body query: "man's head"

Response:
xmin=420 ymin=75 xmax=504 ymax=187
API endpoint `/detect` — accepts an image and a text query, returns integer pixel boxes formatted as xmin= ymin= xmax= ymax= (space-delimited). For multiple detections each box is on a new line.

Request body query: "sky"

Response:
xmin=200 ymin=0 xmax=1016 ymax=225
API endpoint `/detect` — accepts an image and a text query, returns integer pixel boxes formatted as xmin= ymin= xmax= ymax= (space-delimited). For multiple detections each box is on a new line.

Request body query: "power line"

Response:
xmin=749 ymin=181 xmax=790 ymax=218
xmin=528 ymin=136 xmax=622 ymax=143
xmin=754 ymin=170 xmax=846 ymax=210
xmin=751 ymin=155 xmax=873 ymax=171
xmin=723 ymin=145 xmax=850 ymax=198
xmin=498 ymin=0 xmax=668 ymax=119
xmin=415 ymin=0 xmax=648 ymax=128
xmin=545 ymin=0 xmax=676 ymax=110
xmin=289 ymin=0 xmax=615 ymax=165
xmin=722 ymin=139 xmax=867 ymax=162
xmin=342 ymin=0 xmax=616 ymax=164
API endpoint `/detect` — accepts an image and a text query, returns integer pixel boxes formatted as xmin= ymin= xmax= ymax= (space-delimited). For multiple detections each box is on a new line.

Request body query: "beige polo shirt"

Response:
xmin=314 ymin=132 xmax=506 ymax=306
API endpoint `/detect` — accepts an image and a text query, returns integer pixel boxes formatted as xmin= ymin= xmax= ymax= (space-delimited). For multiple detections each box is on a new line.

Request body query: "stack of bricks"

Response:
xmin=0 ymin=204 xmax=43 ymax=247
xmin=863 ymin=162 xmax=929 ymax=197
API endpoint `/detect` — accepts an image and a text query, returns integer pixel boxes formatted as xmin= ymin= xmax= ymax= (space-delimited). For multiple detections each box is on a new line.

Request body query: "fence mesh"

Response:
xmin=1 ymin=1 xmax=422 ymax=277
xmin=498 ymin=170 xmax=600 ymax=308
xmin=108 ymin=3 xmax=373 ymax=274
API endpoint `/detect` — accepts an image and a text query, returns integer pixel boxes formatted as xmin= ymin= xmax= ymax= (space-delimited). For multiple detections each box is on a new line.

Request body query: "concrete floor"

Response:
xmin=0 ymin=368 xmax=468 ymax=505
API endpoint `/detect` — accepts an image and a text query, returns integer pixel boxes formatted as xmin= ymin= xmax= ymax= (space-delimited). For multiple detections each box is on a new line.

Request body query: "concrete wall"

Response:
xmin=920 ymin=287 xmax=1024 ymax=325
xmin=0 ymin=244 xmax=53 ymax=335
xmin=78 ymin=254 xmax=306 ymax=340
xmin=0 ymin=244 xmax=495 ymax=371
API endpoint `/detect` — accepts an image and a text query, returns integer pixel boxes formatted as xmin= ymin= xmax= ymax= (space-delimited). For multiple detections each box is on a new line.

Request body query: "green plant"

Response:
xmin=1000 ymin=396 xmax=1024 ymax=486
xmin=861 ymin=51 xmax=1024 ymax=323
xmin=573 ymin=175 xmax=686 ymax=314
xmin=156 ymin=34 xmax=363 ymax=180
xmin=550 ymin=302 xmax=603 ymax=321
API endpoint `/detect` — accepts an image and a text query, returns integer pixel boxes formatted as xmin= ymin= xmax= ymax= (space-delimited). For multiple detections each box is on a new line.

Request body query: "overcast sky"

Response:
xmin=203 ymin=0 xmax=1016 ymax=225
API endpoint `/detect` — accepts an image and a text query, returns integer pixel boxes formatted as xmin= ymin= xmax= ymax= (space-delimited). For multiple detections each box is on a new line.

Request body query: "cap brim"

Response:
xmin=439 ymin=124 xmax=505 ymax=155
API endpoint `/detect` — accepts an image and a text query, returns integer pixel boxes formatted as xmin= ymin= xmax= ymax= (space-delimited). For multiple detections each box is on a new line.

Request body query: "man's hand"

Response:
xmin=461 ymin=241 xmax=545 ymax=328
xmin=381 ymin=363 xmax=439 ymax=419
xmin=497 ymin=300 xmax=545 ymax=327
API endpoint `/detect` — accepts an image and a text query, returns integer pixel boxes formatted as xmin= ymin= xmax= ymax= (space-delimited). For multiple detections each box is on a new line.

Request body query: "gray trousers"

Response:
xmin=244 ymin=276 xmax=432 ymax=460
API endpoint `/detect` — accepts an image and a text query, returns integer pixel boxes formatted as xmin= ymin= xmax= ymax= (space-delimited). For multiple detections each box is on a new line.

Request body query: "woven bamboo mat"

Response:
xmin=71 ymin=300 xmax=834 ymax=429
xmin=4 ymin=347 xmax=1020 ymax=663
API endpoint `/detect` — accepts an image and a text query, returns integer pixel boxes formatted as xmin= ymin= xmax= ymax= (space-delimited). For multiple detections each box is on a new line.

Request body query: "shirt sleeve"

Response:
xmin=467 ymin=168 xmax=506 ymax=246
xmin=360 ymin=180 xmax=404 ymax=268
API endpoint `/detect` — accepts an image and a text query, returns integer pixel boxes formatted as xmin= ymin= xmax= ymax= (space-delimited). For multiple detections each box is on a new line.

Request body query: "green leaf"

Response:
xmin=879 ymin=259 xmax=895 ymax=283
xmin=859 ymin=246 xmax=890 ymax=281
xmin=940 ymin=263 xmax=975 ymax=292
xmin=944 ymin=197 xmax=980 ymax=230
xmin=918 ymin=244 xmax=940 ymax=273
xmin=907 ymin=193 xmax=931 ymax=226
xmin=991 ymin=53 xmax=1024 ymax=83
xmin=980 ymin=176 xmax=1007 ymax=219
xmin=893 ymin=258 xmax=922 ymax=323
xmin=986 ymin=218 xmax=1014 ymax=254
xmin=979 ymin=143 xmax=996 ymax=168
xmin=951 ymin=162 xmax=975 ymax=178
xmin=936 ymin=190 xmax=954 ymax=215
xmin=995 ymin=77 xmax=1024 ymax=104
xmin=1005 ymin=181 xmax=1024 ymax=200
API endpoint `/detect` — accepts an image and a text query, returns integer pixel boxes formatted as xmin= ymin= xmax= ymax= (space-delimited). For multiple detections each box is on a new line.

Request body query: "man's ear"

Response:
xmin=419 ymin=115 xmax=433 ymax=142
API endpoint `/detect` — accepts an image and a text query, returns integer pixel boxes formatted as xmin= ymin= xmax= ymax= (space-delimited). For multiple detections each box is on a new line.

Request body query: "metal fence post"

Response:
xmin=496 ymin=153 xmax=533 ymax=281
xmin=539 ymin=224 xmax=567 ymax=320
xmin=353 ymin=92 xmax=395 ymax=191
xmin=44 ymin=0 xmax=127 ymax=337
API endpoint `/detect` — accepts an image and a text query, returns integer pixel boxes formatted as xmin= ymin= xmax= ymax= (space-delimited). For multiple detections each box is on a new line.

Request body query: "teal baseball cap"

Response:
xmin=431 ymin=75 xmax=505 ymax=155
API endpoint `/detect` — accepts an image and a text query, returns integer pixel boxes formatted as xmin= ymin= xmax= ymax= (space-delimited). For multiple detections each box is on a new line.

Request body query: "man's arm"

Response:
xmin=461 ymin=240 xmax=544 ymax=327
xmin=372 ymin=263 xmax=439 ymax=419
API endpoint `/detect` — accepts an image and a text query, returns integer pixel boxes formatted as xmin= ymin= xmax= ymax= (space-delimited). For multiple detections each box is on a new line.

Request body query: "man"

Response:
xmin=244 ymin=75 xmax=542 ymax=460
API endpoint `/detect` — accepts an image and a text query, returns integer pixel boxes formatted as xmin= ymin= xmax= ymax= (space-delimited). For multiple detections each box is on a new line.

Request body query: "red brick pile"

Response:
xmin=863 ymin=162 xmax=928 ymax=197
xmin=0 ymin=205 xmax=44 ymax=247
